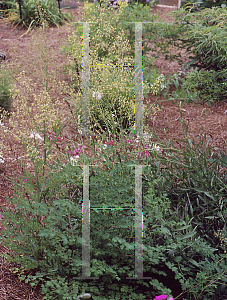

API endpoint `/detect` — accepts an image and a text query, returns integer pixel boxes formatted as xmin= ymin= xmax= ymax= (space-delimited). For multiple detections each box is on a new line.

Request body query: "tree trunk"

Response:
xmin=17 ymin=0 xmax=23 ymax=20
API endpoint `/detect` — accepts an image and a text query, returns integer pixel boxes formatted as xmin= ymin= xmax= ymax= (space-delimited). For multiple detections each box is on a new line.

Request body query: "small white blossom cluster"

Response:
xmin=29 ymin=132 xmax=44 ymax=141
xmin=69 ymin=156 xmax=79 ymax=166
xmin=92 ymin=91 xmax=101 ymax=100
xmin=150 ymin=74 xmax=166 ymax=96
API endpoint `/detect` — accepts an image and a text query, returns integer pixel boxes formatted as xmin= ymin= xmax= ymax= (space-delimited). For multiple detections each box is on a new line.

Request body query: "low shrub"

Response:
xmin=88 ymin=0 xmax=160 ymax=8
xmin=1 ymin=129 xmax=227 ymax=299
xmin=0 ymin=0 xmax=14 ymax=18
xmin=149 ymin=108 xmax=227 ymax=251
xmin=5 ymin=0 xmax=72 ymax=28
xmin=150 ymin=6 xmax=227 ymax=104
xmin=175 ymin=7 xmax=227 ymax=103
xmin=181 ymin=69 xmax=227 ymax=104
xmin=64 ymin=1 xmax=162 ymax=87
xmin=127 ymin=0 xmax=159 ymax=7
xmin=182 ymin=0 xmax=227 ymax=11
xmin=0 ymin=65 xmax=12 ymax=112
xmin=63 ymin=1 xmax=154 ymax=134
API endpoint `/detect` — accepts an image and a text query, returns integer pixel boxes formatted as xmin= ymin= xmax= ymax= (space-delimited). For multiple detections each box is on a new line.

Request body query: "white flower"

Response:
xmin=152 ymin=144 xmax=161 ymax=152
xmin=0 ymin=156 xmax=4 ymax=163
xmin=100 ymin=144 xmax=107 ymax=150
xmin=98 ymin=143 xmax=108 ymax=152
xmin=143 ymin=131 xmax=152 ymax=143
xmin=0 ymin=121 xmax=7 ymax=132
xmin=69 ymin=156 xmax=79 ymax=166
xmin=92 ymin=91 xmax=101 ymax=100
xmin=29 ymin=132 xmax=43 ymax=141
xmin=78 ymin=293 xmax=91 ymax=299
xmin=78 ymin=129 xmax=83 ymax=135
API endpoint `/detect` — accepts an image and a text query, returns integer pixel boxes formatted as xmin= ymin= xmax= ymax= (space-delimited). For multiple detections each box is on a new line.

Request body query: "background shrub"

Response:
xmin=177 ymin=7 xmax=227 ymax=103
xmin=151 ymin=6 xmax=227 ymax=104
xmin=88 ymin=0 xmax=160 ymax=8
xmin=64 ymin=1 xmax=162 ymax=84
xmin=182 ymin=0 xmax=227 ymax=11
xmin=5 ymin=0 xmax=72 ymax=28
xmin=127 ymin=0 xmax=159 ymax=7
xmin=0 ymin=0 xmax=14 ymax=18
xmin=181 ymin=69 xmax=227 ymax=104
xmin=64 ymin=2 xmax=154 ymax=134
xmin=0 ymin=65 xmax=12 ymax=112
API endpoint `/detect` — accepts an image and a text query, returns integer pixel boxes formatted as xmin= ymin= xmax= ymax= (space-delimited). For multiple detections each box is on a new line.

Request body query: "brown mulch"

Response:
xmin=0 ymin=3 xmax=226 ymax=299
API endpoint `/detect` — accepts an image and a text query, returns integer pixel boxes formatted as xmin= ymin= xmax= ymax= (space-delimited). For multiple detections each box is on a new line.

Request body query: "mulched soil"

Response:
xmin=0 ymin=3 xmax=226 ymax=299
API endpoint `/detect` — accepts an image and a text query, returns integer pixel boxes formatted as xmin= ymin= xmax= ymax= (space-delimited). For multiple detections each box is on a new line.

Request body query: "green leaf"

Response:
xmin=188 ymin=258 xmax=200 ymax=268
xmin=178 ymin=231 xmax=197 ymax=240
xmin=175 ymin=225 xmax=192 ymax=231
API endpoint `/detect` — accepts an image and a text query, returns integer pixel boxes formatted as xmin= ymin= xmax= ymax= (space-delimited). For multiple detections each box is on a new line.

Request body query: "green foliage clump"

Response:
xmin=2 ymin=131 xmax=227 ymax=299
xmin=181 ymin=69 xmax=227 ymax=103
xmin=87 ymin=0 xmax=159 ymax=8
xmin=5 ymin=0 xmax=72 ymax=28
xmin=0 ymin=0 xmax=14 ymax=18
xmin=175 ymin=7 xmax=227 ymax=71
xmin=127 ymin=0 xmax=159 ymax=7
xmin=152 ymin=6 xmax=227 ymax=104
xmin=0 ymin=66 xmax=12 ymax=112
xmin=63 ymin=1 xmax=170 ymax=134
xmin=150 ymin=110 xmax=227 ymax=249
xmin=64 ymin=1 xmax=161 ymax=83
xmin=182 ymin=0 xmax=227 ymax=11
xmin=64 ymin=1 xmax=154 ymax=134
xmin=177 ymin=7 xmax=227 ymax=103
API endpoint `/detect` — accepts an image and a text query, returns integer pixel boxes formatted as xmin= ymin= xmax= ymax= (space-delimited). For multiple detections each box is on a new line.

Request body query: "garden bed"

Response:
xmin=0 ymin=2 xmax=227 ymax=299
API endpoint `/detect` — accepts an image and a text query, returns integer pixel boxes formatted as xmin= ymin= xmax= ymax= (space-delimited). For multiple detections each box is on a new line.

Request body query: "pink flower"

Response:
xmin=78 ymin=144 xmax=86 ymax=152
xmin=50 ymin=132 xmax=60 ymax=141
xmin=0 ymin=214 xmax=4 ymax=219
xmin=126 ymin=139 xmax=132 ymax=143
xmin=74 ymin=149 xmax=79 ymax=156
xmin=154 ymin=296 xmax=174 ymax=300
xmin=23 ymin=179 xmax=28 ymax=183
xmin=51 ymin=228 xmax=55 ymax=231
xmin=107 ymin=140 xmax=115 ymax=146
xmin=139 ymin=149 xmax=150 ymax=157
xmin=144 ymin=150 xmax=149 ymax=157
xmin=154 ymin=296 xmax=168 ymax=300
